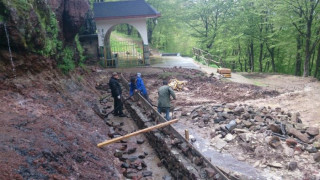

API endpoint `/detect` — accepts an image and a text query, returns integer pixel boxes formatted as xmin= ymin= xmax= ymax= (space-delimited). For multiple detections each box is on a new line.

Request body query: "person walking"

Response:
xmin=109 ymin=72 xmax=125 ymax=117
xmin=136 ymin=73 xmax=149 ymax=101
xmin=157 ymin=80 xmax=176 ymax=120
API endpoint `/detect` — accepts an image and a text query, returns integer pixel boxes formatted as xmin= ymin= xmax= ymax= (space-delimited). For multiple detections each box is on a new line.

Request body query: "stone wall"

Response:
xmin=79 ymin=34 xmax=99 ymax=65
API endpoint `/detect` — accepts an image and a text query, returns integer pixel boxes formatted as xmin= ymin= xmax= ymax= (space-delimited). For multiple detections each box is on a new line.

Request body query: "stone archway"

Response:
xmin=96 ymin=18 xmax=150 ymax=66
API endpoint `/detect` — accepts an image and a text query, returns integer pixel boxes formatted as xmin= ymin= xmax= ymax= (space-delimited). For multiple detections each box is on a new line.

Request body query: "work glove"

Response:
xmin=117 ymin=95 xmax=121 ymax=99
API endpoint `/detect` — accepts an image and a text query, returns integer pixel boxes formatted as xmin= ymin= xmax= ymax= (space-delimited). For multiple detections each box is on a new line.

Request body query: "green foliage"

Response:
xmin=58 ymin=47 xmax=75 ymax=74
xmin=75 ymin=34 xmax=86 ymax=67
xmin=36 ymin=8 xmax=62 ymax=57
xmin=0 ymin=15 xmax=4 ymax=22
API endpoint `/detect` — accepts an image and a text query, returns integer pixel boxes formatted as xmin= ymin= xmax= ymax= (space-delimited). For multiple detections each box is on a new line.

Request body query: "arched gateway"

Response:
xmin=93 ymin=0 xmax=160 ymax=66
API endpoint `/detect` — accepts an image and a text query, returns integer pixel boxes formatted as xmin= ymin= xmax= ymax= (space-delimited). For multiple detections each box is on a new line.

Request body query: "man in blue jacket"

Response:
xmin=136 ymin=73 xmax=149 ymax=101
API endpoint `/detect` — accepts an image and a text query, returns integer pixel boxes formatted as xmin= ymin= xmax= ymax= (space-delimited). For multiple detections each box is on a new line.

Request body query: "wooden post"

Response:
xmin=185 ymin=129 xmax=189 ymax=141
xmin=97 ymin=119 xmax=179 ymax=147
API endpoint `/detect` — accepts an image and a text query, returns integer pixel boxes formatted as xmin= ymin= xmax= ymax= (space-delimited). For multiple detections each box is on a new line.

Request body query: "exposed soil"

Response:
xmin=123 ymin=66 xmax=320 ymax=179
xmin=1 ymin=57 xmax=319 ymax=179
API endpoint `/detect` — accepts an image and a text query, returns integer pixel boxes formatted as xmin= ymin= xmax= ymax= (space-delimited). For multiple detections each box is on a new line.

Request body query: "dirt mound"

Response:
xmin=0 ymin=68 xmax=122 ymax=179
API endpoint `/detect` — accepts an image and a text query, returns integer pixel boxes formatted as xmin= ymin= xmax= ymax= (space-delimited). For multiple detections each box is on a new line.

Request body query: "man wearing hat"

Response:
xmin=109 ymin=72 xmax=125 ymax=117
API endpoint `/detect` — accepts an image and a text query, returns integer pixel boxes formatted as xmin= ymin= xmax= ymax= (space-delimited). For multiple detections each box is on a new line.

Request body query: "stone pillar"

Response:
xmin=143 ymin=44 xmax=150 ymax=65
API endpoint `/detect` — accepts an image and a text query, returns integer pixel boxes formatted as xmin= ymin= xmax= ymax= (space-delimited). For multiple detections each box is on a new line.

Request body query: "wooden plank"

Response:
xmin=218 ymin=68 xmax=231 ymax=74
xmin=97 ymin=119 xmax=179 ymax=147
xmin=223 ymin=74 xmax=232 ymax=78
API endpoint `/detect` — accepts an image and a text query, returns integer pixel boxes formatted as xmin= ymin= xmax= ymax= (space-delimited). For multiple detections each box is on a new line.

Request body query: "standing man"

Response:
xmin=136 ymin=73 xmax=149 ymax=101
xmin=109 ymin=72 xmax=125 ymax=117
xmin=157 ymin=80 xmax=176 ymax=120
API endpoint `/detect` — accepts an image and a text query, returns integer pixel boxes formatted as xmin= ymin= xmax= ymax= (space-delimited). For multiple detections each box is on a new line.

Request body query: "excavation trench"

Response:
xmin=108 ymin=75 xmax=232 ymax=180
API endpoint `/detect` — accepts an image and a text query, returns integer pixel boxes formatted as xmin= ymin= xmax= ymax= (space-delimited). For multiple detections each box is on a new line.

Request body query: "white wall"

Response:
xmin=96 ymin=18 xmax=148 ymax=46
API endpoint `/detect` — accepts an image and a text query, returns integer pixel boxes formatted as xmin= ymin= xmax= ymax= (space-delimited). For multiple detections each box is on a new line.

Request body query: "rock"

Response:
xmin=137 ymin=139 xmax=145 ymax=144
xmin=225 ymin=134 xmax=234 ymax=142
xmin=181 ymin=110 xmax=188 ymax=116
xmin=234 ymin=107 xmax=244 ymax=115
xmin=268 ymin=136 xmax=281 ymax=149
xmin=269 ymin=124 xmax=282 ymax=134
xmin=216 ymin=107 xmax=224 ymax=112
xmin=237 ymin=156 xmax=246 ymax=161
xmin=315 ymin=134 xmax=320 ymax=140
xmin=204 ymin=168 xmax=216 ymax=178
xmin=243 ymin=121 xmax=253 ymax=128
xmin=254 ymin=146 xmax=265 ymax=158
xmin=288 ymin=162 xmax=297 ymax=171
xmin=48 ymin=0 xmax=90 ymax=41
xmin=314 ymin=141 xmax=320 ymax=149
xmin=287 ymin=127 xmax=310 ymax=143
xmin=255 ymin=116 xmax=264 ymax=122
xmin=142 ymin=171 xmax=153 ymax=177
xmin=306 ymin=127 xmax=319 ymax=136
xmin=114 ymin=150 xmax=123 ymax=158
xmin=283 ymin=144 xmax=294 ymax=157
xmin=214 ymin=118 xmax=224 ymax=123
xmin=313 ymin=152 xmax=320 ymax=162
xmin=127 ymin=148 xmax=137 ymax=154
xmin=267 ymin=162 xmax=283 ymax=168
xmin=121 ymin=163 xmax=129 ymax=168
xmin=127 ymin=156 xmax=138 ymax=162
xmin=193 ymin=157 xmax=203 ymax=166
xmin=286 ymin=138 xmax=298 ymax=147
xmin=241 ymin=113 xmax=250 ymax=120
xmin=162 ymin=175 xmax=172 ymax=180
xmin=211 ymin=137 xmax=227 ymax=150
xmin=306 ymin=146 xmax=318 ymax=153
xmin=239 ymin=133 xmax=253 ymax=142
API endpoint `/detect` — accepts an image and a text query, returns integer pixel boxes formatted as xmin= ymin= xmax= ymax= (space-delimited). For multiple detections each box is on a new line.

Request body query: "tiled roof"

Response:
xmin=93 ymin=0 xmax=160 ymax=20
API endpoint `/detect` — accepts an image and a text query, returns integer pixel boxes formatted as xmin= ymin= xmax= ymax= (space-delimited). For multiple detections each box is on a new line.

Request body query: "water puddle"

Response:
xmin=173 ymin=122 xmax=266 ymax=180
xmin=3 ymin=23 xmax=16 ymax=78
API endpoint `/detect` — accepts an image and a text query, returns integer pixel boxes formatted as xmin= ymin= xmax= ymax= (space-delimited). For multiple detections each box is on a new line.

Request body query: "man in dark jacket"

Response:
xmin=109 ymin=72 xmax=125 ymax=117
xmin=158 ymin=80 xmax=176 ymax=120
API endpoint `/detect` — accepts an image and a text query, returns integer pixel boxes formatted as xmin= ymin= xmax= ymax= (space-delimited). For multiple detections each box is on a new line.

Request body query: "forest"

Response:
xmin=114 ymin=0 xmax=320 ymax=78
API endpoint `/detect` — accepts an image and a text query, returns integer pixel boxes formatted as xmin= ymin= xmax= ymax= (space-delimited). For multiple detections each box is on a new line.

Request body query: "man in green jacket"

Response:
xmin=157 ymin=80 xmax=176 ymax=120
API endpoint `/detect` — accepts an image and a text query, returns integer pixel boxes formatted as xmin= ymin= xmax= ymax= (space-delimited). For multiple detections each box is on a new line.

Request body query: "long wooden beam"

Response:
xmin=97 ymin=119 xmax=179 ymax=147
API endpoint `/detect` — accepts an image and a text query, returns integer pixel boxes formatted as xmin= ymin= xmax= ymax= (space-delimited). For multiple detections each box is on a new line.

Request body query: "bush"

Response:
xmin=58 ymin=47 xmax=75 ymax=74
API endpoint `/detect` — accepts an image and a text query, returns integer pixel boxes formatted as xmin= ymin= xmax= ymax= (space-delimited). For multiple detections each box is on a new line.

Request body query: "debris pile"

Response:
xmin=183 ymin=104 xmax=320 ymax=179
xmin=168 ymin=79 xmax=188 ymax=91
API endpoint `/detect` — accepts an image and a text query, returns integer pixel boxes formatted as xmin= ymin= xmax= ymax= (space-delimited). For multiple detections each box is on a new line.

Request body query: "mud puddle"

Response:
xmin=172 ymin=122 xmax=265 ymax=179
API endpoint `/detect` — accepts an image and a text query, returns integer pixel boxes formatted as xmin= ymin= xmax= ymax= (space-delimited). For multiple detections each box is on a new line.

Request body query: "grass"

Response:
xmin=253 ymin=81 xmax=267 ymax=87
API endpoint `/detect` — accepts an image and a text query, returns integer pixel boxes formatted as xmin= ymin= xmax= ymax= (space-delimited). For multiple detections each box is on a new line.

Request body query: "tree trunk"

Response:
xmin=314 ymin=45 xmax=320 ymax=78
xmin=259 ymin=42 xmax=263 ymax=72
xmin=238 ymin=42 xmax=243 ymax=71
xmin=303 ymin=1 xmax=315 ymax=77
xmin=295 ymin=34 xmax=303 ymax=76
xmin=250 ymin=40 xmax=254 ymax=72
xmin=303 ymin=21 xmax=312 ymax=77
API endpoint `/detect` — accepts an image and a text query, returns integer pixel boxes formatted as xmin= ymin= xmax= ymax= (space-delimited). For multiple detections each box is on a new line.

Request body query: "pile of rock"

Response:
xmin=184 ymin=103 xmax=320 ymax=175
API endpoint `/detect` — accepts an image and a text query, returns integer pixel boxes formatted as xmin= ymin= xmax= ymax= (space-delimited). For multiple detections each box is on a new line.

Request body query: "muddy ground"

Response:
xmin=1 ymin=63 xmax=319 ymax=179
xmin=0 ymin=67 xmax=172 ymax=180
xmin=124 ymin=67 xmax=320 ymax=179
